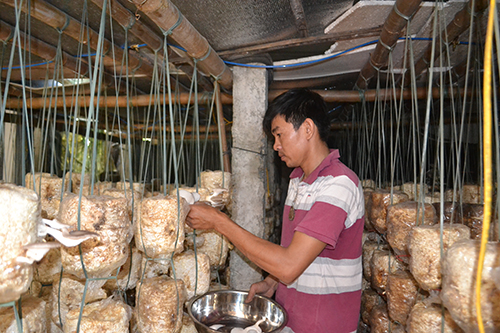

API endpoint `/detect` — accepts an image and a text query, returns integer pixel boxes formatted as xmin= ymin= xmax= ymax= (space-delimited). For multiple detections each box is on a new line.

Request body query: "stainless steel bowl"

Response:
xmin=188 ymin=290 xmax=287 ymax=333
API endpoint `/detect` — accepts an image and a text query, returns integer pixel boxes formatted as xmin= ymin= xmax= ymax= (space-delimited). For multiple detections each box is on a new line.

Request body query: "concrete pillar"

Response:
xmin=230 ymin=65 xmax=268 ymax=290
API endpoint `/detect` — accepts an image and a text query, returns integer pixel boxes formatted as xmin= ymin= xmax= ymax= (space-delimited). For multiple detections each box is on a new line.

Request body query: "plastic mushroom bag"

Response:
xmin=369 ymin=189 xmax=409 ymax=234
xmin=25 ymin=172 xmax=64 ymax=220
xmin=104 ymin=246 xmax=142 ymax=292
xmin=386 ymin=201 xmax=436 ymax=263
xmin=33 ymin=247 xmax=62 ymax=285
xmin=370 ymin=249 xmax=406 ymax=296
xmin=64 ymin=296 xmax=132 ymax=333
xmin=102 ymin=188 xmax=143 ymax=223
xmin=135 ymin=195 xmax=189 ymax=258
xmin=0 ymin=184 xmax=40 ymax=304
xmin=0 ymin=295 xmax=47 ymax=332
xmin=369 ymin=304 xmax=405 ymax=333
xmin=361 ymin=289 xmax=385 ymax=325
xmin=195 ymin=230 xmax=230 ymax=269
xmin=136 ymin=276 xmax=187 ymax=332
xmin=408 ymin=224 xmax=470 ymax=290
xmin=362 ymin=240 xmax=387 ymax=281
xmin=200 ymin=170 xmax=231 ymax=191
xmin=64 ymin=172 xmax=91 ymax=194
xmin=171 ymin=250 xmax=210 ymax=299
xmin=386 ymin=270 xmax=419 ymax=324
xmin=57 ymin=193 xmax=133 ymax=279
xmin=49 ymin=274 xmax=107 ymax=329
xmin=441 ymin=240 xmax=500 ymax=333
xmin=406 ymin=298 xmax=463 ymax=333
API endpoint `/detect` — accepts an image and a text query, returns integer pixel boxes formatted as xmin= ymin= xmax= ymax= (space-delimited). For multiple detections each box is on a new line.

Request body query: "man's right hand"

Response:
xmin=245 ymin=275 xmax=279 ymax=303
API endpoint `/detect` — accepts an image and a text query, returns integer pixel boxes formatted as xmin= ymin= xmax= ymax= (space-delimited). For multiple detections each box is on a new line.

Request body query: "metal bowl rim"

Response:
xmin=187 ymin=289 xmax=288 ymax=333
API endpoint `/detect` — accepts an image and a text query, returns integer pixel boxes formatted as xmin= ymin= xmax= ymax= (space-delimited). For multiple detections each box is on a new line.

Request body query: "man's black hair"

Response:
xmin=263 ymin=88 xmax=330 ymax=142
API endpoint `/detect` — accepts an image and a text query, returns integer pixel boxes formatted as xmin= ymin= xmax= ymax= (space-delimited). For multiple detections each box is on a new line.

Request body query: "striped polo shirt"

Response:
xmin=276 ymin=149 xmax=364 ymax=333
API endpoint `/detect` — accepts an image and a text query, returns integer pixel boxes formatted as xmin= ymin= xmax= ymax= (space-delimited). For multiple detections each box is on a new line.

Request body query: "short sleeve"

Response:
xmin=294 ymin=174 xmax=363 ymax=248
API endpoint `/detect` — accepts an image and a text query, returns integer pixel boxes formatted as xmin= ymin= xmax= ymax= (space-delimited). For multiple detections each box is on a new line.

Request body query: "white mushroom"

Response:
xmin=210 ymin=324 xmax=225 ymax=330
xmin=230 ymin=319 xmax=266 ymax=333
xmin=177 ymin=189 xmax=196 ymax=205
xmin=192 ymin=192 xmax=201 ymax=202
xmin=16 ymin=242 xmax=61 ymax=265
xmin=47 ymin=228 xmax=99 ymax=247
xmin=38 ymin=218 xmax=99 ymax=247
xmin=207 ymin=188 xmax=228 ymax=208
xmin=42 ymin=218 xmax=72 ymax=230
xmin=38 ymin=218 xmax=71 ymax=237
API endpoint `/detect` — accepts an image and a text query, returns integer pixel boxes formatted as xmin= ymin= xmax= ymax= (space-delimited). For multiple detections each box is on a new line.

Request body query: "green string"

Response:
xmin=0 ymin=300 xmax=22 ymax=332
xmin=164 ymin=30 xmax=184 ymax=321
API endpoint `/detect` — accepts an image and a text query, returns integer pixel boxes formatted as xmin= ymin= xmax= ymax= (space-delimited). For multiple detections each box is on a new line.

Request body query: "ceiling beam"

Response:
xmin=3 ymin=0 xmax=154 ymax=79
xmin=92 ymin=0 xmax=163 ymax=51
xmin=4 ymin=91 xmax=233 ymax=109
xmin=355 ymin=0 xmax=423 ymax=90
xmin=6 ymin=85 xmax=476 ymax=110
xmin=0 ymin=19 xmax=121 ymax=87
xmin=402 ymin=0 xmax=489 ymax=87
xmin=270 ymin=87 xmax=474 ymax=103
xmin=289 ymin=0 xmax=308 ymax=38
xmin=129 ymin=0 xmax=232 ymax=89
xmin=90 ymin=0 xmax=214 ymax=92
xmin=217 ymin=26 xmax=383 ymax=59
xmin=0 ymin=19 xmax=84 ymax=74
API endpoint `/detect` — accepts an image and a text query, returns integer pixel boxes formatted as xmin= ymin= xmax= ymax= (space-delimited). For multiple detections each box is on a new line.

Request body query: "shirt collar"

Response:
xmin=290 ymin=149 xmax=340 ymax=184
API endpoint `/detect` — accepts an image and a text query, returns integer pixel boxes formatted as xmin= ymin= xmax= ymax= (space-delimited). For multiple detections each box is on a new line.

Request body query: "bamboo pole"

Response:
xmin=4 ymin=92 xmax=232 ymax=109
xmin=3 ymin=0 xmax=154 ymax=77
xmin=0 ymin=20 xmax=119 ymax=87
xmin=5 ymin=86 xmax=476 ymax=110
xmin=130 ymin=0 xmax=232 ymax=89
xmin=270 ymin=87 xmax=473 ymax=103
xmin=403 ymin=0 xmax=489 ymax=86
xmin=355 ymin=0 xmax=424 ymax=89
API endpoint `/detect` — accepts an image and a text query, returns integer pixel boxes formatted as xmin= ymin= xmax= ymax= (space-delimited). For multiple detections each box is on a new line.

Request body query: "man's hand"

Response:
xmin=245 ymin=275 xmax=279 ymax=303
xmin=186 ymin=202 xmax=227 ymax=231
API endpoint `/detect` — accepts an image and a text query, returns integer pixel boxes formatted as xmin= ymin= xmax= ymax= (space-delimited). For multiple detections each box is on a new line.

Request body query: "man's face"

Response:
xmin=271 ymin=115 xmax=306 ymax=168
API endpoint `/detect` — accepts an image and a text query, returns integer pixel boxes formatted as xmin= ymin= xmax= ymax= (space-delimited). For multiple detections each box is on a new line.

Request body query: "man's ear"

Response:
xmin=302 ymin=118 xmax=315 ymax=139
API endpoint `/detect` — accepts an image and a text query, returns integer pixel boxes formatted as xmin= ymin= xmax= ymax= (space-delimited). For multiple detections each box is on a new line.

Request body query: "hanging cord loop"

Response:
xmin=162 ymin=6 xmax=183 ymax=37
xmin=394 ymin=4 xmax=413 ymax=21
xmin=194 ymin=47 xmax=211 ymax=63
xmin=56 ymin=14 xmax=71 ymax=34
xmin=369 ymin=58 xmax=382 ymax=72
xmin=132 ymin=0 xmax=149 ymax=21
xmin=379 ymin=38 xmax=395 ymax=52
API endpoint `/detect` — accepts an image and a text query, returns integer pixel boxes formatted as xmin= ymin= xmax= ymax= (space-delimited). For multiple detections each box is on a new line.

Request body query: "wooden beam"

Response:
xmin=289 ymin=0 xmax=308 ymax=38
xmin=217 ymin=26 xmax=382 ymax=59
xmin=4 ymin=92 xmax=233 ymax=109
xmin=270 ymin=87 xmax=473 ymax=103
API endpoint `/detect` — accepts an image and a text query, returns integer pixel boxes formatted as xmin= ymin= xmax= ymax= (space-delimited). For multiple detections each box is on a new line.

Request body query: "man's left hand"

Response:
xmin=186 ymin=202 xmax=225 ymax=231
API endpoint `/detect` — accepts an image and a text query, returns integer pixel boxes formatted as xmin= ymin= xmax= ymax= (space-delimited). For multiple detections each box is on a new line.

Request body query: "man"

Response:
xmin=186 ymin=88 xmax=364 ymax=333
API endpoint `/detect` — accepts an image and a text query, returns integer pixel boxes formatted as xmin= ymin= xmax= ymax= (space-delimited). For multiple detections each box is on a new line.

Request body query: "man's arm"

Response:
xmin=186 ymin=203 xmax=326 ymax=284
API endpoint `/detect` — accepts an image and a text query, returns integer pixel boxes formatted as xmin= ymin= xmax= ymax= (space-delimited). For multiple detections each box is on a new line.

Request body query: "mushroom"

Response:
xmin=16 ymin=242 xmax=60 ymax=265
xmin=207 ymin=188 xmax=227 ymax=208
xmin=38 ymin=218 xmax=71 ymax=237
xmin=47 ymin=228 xmax=99 ymax=248
xmin=231 ymin=319 xmax=266 ymax=333
xmin=38 ymin=218 xmax=99 ymax=247
xmin=177 ymin=189 xmax=197 ymax=205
